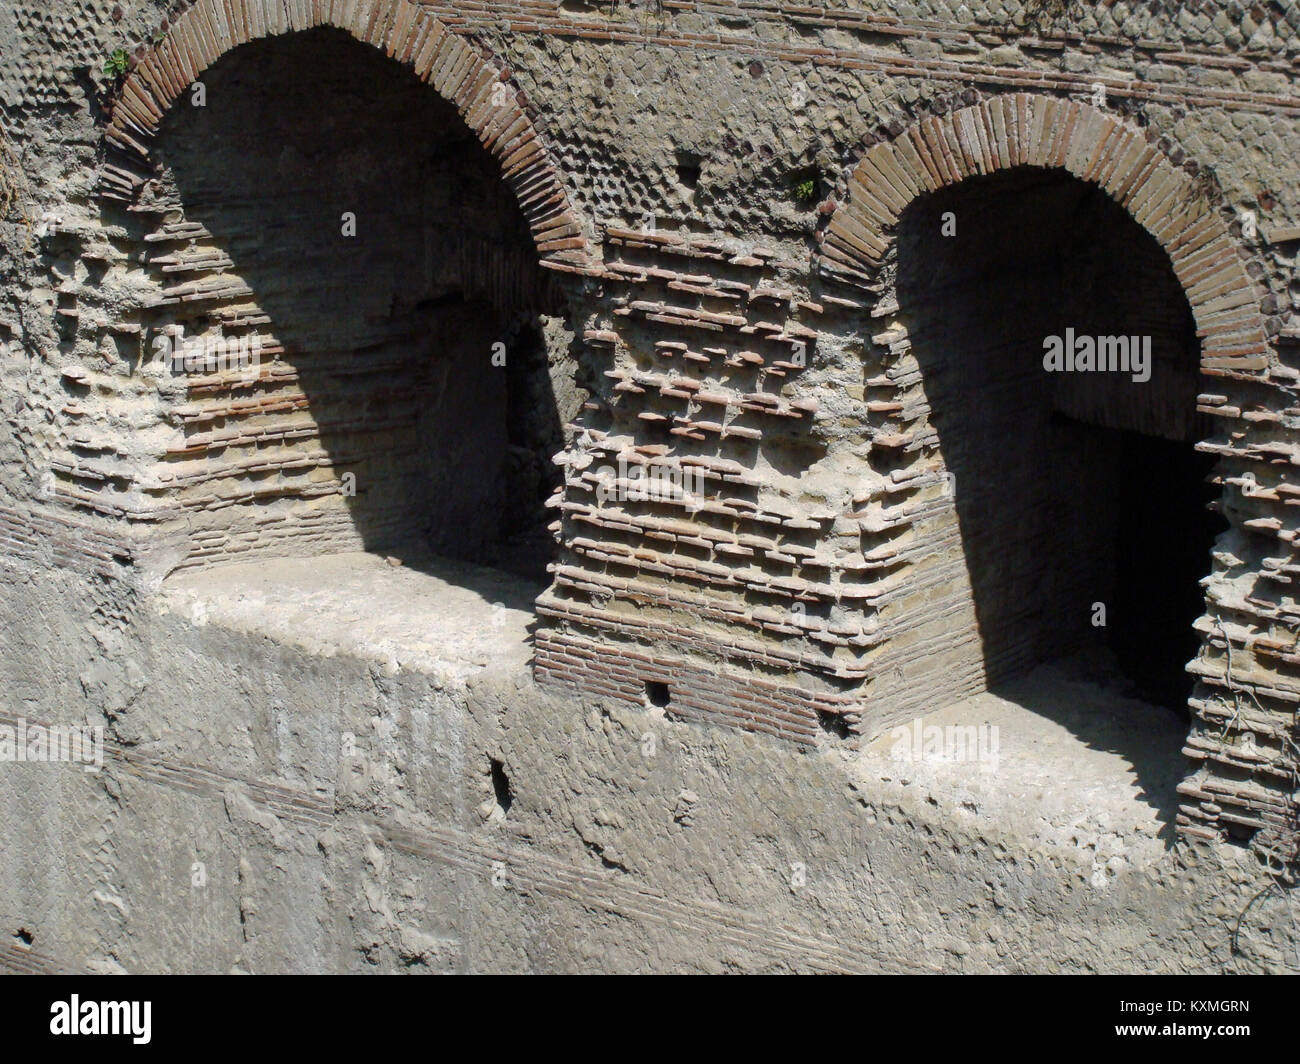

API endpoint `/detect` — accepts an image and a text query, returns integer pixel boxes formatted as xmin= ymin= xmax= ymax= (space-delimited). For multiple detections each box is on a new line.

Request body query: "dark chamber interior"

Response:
xmin=154 ymin=28 xmax=566 ymax=579
xmin=897 ymin=168 xmax=1226 ymax=713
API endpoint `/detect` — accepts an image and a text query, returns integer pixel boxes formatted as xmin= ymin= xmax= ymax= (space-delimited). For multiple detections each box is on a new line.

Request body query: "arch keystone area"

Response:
xmin=816 ymin=94 xmax=1268 ymax=371
xmin=98 ymin=0 xmax=590 ymax=269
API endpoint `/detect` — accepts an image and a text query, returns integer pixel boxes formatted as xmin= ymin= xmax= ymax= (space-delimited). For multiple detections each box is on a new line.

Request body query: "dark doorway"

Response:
xmin=1110 ymin=428 xmax=1224 ymax=708
xmin=148 ymin=28 xmax=567 ymax=581
xmin=890 ymin=167 xmax=1225 ymax=718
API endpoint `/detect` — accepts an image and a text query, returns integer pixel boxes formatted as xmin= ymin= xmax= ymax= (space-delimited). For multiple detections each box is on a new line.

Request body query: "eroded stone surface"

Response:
xmin=1 ymin=0 xmax=1298 ymax=973
xmin=162 ymin=551 xmax=538 ymax=679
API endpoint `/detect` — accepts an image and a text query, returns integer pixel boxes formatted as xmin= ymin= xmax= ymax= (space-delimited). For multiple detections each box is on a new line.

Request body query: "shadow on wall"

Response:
xmin=148 ymin=28 xmax=567 ymax=583
xmin=890 ymin=167 xmax=1227 ymax=831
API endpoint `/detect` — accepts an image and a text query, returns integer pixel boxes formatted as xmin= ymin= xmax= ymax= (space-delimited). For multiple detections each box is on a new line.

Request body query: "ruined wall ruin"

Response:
xmin=1 ymin=0 xmax=1299 ymax=972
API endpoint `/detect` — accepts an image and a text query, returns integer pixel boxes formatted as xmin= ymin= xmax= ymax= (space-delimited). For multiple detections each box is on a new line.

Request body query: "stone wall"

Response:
xmin=1 ymin=0 xmax=1299 ymax=970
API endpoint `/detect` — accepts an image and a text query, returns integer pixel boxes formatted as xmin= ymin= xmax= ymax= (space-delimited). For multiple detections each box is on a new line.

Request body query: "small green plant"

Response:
xmin=792 ymin=177 xmax=817 ymax=205
xmin=103 ymin=49 xmax=129 ymax=81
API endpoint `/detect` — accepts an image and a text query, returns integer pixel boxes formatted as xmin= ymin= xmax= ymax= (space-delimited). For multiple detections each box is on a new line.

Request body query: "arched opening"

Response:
xmin=142 ymin=27 xmax=569 ymax=586
xmin=887 ymin=167 xmax=1226 ymax=748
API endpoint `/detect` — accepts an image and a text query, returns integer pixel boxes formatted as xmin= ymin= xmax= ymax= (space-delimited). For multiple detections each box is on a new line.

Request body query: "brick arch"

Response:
xmin=98 ymin=0 xmax=589 ymax=268
xmin=815 ymin=93 xmax=1295 ymax=863
xmin=816 ymin=94 xmax=1268 ymax=369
